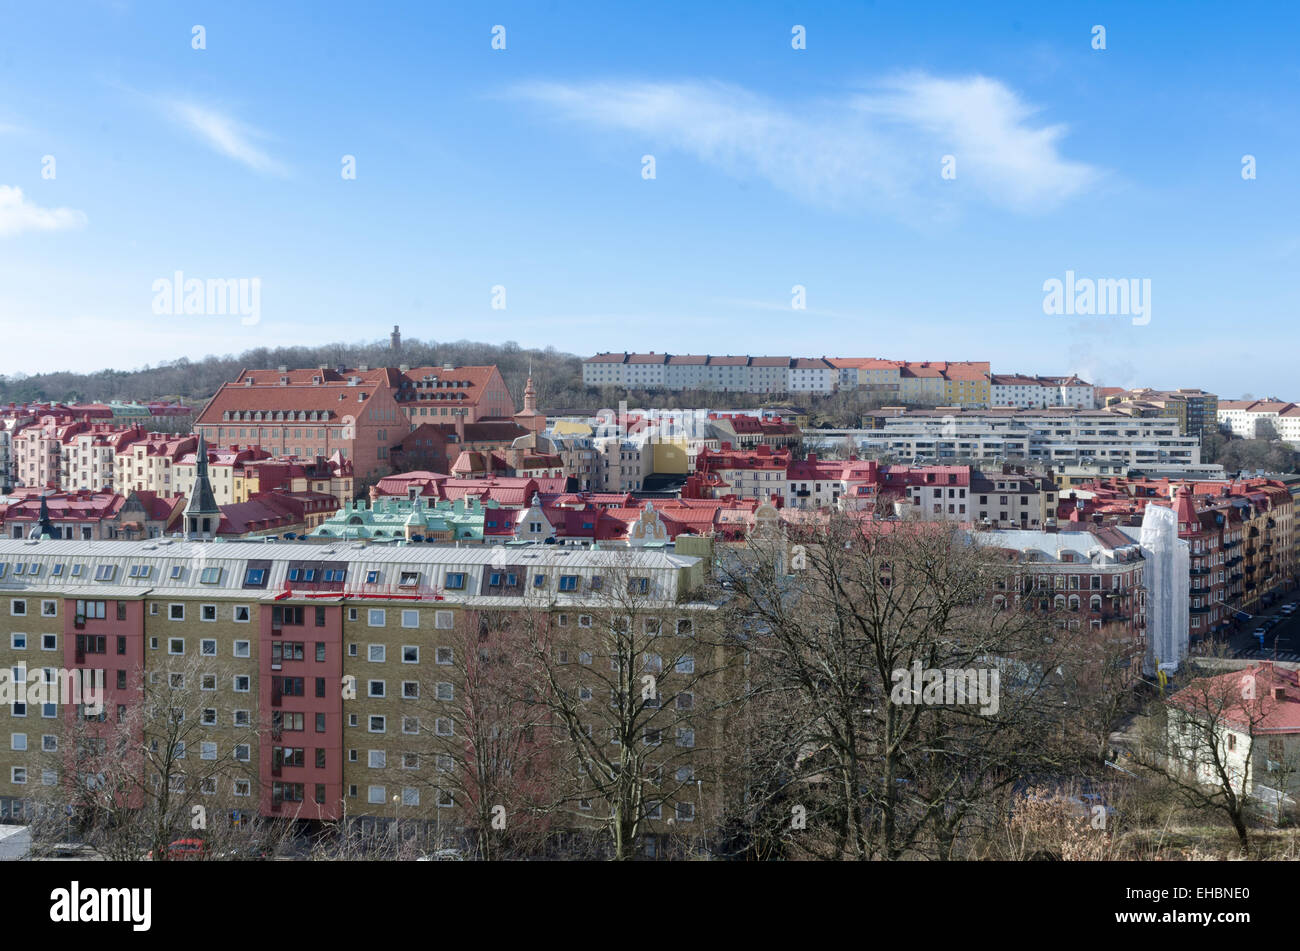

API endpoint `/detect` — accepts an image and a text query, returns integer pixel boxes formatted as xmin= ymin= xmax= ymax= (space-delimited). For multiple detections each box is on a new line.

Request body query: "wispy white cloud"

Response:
xmin=0 ymin=185 xmax=87 ymax=238
xmin=165 ymin=100 xmax=287 ymax=175
xmin=511 ymin=75 xmax=1098 ymax=216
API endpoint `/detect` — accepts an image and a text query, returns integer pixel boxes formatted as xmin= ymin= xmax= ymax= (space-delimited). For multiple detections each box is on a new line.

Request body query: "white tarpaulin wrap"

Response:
xmin=1139 ymin=503 xmax=1189 ymax=676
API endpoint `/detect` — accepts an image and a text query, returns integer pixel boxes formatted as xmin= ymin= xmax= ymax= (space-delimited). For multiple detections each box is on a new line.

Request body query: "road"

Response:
xmin=1230 ymin=591 xmax=1300 ymax=661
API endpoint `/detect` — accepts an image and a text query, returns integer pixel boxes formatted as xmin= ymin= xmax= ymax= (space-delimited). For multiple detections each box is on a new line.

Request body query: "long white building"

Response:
xmin=583 ymin=353 xmax=835 ymax=394
xmin=807 ymin=408 xmax=1201 ymax=467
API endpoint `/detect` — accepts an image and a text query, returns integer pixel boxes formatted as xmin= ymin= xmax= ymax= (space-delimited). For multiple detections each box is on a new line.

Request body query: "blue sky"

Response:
xmin=0 ymin=0 xmax=1296 ymax=398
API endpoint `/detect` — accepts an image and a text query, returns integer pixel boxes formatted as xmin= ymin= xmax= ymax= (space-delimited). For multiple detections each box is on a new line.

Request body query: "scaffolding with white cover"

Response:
xmin=1139 ymin=503 xmax=1190 ymax=676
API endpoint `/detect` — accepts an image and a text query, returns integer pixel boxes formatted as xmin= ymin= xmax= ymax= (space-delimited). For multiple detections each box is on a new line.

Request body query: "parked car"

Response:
xmin=417 ymin=848 xmax=464 ymax=861
xmin=146 ymin=838 xmax=208 ymax=860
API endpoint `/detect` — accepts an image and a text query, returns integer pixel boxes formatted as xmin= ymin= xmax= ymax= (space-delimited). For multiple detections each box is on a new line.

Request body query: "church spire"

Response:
xmin=183 ymin=433 xmax=221 ymax=539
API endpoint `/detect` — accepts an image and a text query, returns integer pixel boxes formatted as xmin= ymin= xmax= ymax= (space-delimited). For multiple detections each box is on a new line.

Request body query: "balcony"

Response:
xmin=1190 ymin=604 xmax=1213 ymax=615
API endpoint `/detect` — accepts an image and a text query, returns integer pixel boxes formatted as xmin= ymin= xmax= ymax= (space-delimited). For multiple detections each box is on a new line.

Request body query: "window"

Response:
xmin=676 ymin=619 xmax=693 ymax=637
xmin=11 ymin=767 xmax=26 ymax=784
xmin=435 ymin=718 xmax=454 ymax=736
xmin=368 ymin=786 xmax=386 ymax=804
xmin=244 ymin=568 xmax=266 ymax=585
xmin=233 ymin=604 xmax=251 ymax=623
xmin=200 ymin=674 xmax=216 ymax=691
xmin=200 ymin=741 xmax=217 ymax=761
xmin=676 ymin=802 xmax=695 ymax=822
xmin=644 ymin=728 xmax=662 ymax=746
xmin=40 ymin=600 xmax=56 ymax=618
xmin=436 ymin=647 xmax=453 ymax=665
xmin=401 ymin=646 xmax=419 ymax=664
xmin=200 ymin=604 xmax=217 ymax=622
xmin=42 ymin=635 xmax=57 ymax=651
xmin=233 ymin=675 xmax=251 ymax=692
xmin=645 ymin=800 xmax=662 ymax=819
xmin=435 ymin=682 xmax=454 ymax=701
xmin=369 ymin=716 xmax=386 ymax=733
xmin=368 ymin=609 xmax=386 ymax=627
xmin=559 ymin=575 xmax=578 ymax=592
xmin=234 ymin=710 xmax=250 ymax=726
xmin=10 ymin=634 xmax=24 ymax=650
xmin=234 ymin=744 xmax=251 ymax=762
xmin=234 ymin=640 xmax=250 ymax=658
xmin=201 ymin=639 xmax=216 ymax=656
xmin=168 ymin=604 xmax=184 ymax=621
xmin=316 ymin=642 xmax=326 ymax=662
xmin=399 ymin=571 xmax=420 ymax=587
xmin=10 ymin=599 xmax=25 ymax=616
xmin=201 ymin=708 xmax=217 ymax=726
xmin=435 ymin=610 xmax=454 ymax=629
xmin=199 ymin=567 xmax=222 ymax=584
xmin=368 ymin=750 xmax=386 ymax=768
xmin=93 ymin=565 xmax=115 ymax=582
xmin=444 ymin=572 xmax=465 ymax=590
xmin=11 ymin=733 xmax=27 ymax=751
xmin=676 ymin=727 xmax=695 ymax=748
xmin=368 ymin=680 xmax=386 ymax=698
xmin=676 ymin=691 xmax=694 ymax=710
xmin=402 ymin=717 xmax=420 ymax=735
xmin=402 ymin=681 xmax=419 ymax=699
xmin=368 ymin=644 xmax=385 ymax=663
xmin=401 ymin=609 xmax=419 ymax=628
xmin=316 ymin=713 xmax=326 ymax=732
xmin=76 ymin=599 xmax=106 ymax=620
xmin=579 ymin=615 xmax=592 ymax=628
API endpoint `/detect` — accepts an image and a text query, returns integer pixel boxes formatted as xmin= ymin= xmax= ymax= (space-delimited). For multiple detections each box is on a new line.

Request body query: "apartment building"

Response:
xmin=972 ymin=526 xmax=1146 ymax=648
xmin=12 ymin=417 xmax=77 ymax=489
xmin=1218 ymin=399 xmax=1300 ymax=446
xmin=0 ymin=539 xmax=714 ymax=847
xmin=1105 ymin=388 xmax=1219 ymax=440
xmin=989 ymin=374 xmax=1096 ymax=409
xmin=810 ymin=408 xmax=1202 ymax=468
xmin=59 ymin=424 xmax=148 ymax=493
xmin=584 ymin=354 xmax=831 ymax=394
xmin=112 ymin=433 xmax=198 ymax=498
xmin=1063 ymin=478 xmax=1294 ymax=637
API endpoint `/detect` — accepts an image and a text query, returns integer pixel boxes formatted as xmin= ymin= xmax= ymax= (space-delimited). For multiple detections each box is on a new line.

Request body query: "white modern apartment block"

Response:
xmin=1217 ymin=400 xmax=1300 ymax=446
xmin=990 ymin=374 xmax=1096 ymax=409
xmin=808 ymin=408 xmax=1201 ymax=468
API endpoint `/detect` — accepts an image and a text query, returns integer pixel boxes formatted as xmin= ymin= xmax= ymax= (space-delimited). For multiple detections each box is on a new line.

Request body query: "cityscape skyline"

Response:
xmin=0 ymin=0 xmax=1296 ymax=397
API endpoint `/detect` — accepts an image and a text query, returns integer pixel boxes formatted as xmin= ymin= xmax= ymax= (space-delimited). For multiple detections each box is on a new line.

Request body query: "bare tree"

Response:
xmin=718 ymin=512 xmax=1077 ymax=860
xmin=399 ymin=609 xmax=554 ymax=859
xmin=34 ymin=654 xmax=261 ymax=860
xmin=515 ymin=552 xmax=731 ymax=861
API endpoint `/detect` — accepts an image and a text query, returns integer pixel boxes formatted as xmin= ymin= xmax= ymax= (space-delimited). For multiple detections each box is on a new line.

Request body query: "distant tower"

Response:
xmin=391 ymin=325 xmax=402 ymax=353
xmin=513 ymin=366 xmax=547 ymax=435
xmin=183 ymin=434 xmax=221 ymax=540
